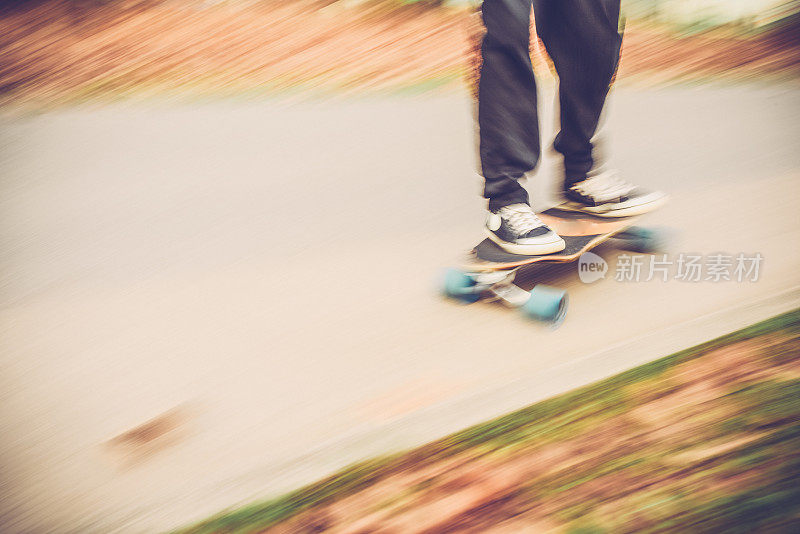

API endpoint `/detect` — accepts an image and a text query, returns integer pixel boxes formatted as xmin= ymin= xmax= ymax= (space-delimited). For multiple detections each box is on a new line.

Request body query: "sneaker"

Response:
xmin=486 ymin=203 xmax=566 ymax=255
xmin=561 ymin=170 xmax=667 ymax=217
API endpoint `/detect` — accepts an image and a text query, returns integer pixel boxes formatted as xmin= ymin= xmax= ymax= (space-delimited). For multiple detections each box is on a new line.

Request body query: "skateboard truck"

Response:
xmin=440 ymin=268 xmax=568 ymax=325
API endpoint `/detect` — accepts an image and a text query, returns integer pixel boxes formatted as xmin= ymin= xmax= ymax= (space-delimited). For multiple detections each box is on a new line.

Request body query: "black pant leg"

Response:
xmin=478 ymin=0 xmax=538 ymax=210
xmin=533 ymin=0 xmax=622 ymax=187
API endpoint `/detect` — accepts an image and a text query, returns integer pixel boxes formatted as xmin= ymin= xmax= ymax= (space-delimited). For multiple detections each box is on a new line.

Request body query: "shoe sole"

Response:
xmin=486 ymin=230 xmax=566 ymax=255
xmin=559 ymin=195 xmax=668 ymax=218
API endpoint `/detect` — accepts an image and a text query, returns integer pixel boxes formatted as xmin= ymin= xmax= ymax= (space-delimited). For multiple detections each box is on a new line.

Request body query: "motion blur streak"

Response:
xmin=0 ymin=0 xmax=799 ymax=106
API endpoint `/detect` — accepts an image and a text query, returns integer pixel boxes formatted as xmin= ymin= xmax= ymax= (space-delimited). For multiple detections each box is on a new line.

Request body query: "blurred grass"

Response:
xmin=175 ymin=308 xmax=800 ymax=533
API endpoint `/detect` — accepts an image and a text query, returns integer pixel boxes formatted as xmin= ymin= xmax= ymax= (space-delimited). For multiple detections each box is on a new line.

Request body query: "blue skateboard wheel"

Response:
xmin=522 ymin=285 xmax=568 ymax=324
xmin=440 ymin=268 xmax=480 ymax=303
xmin=618 ymin=226 xmax=663 ymax=253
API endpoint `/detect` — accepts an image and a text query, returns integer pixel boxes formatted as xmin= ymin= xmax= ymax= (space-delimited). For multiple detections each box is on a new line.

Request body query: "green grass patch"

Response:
xmin=175 ymin=308 xmax=800 ymax=533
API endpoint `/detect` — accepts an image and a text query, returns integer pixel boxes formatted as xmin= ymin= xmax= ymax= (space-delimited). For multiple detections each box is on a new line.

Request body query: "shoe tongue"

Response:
xmin=505 ymin=203 xmax=532 ymax=213
xmin=591 ymin=172 xmax=632 ymax=195
xmin=502 ymin=204 xmax=542 ymax=232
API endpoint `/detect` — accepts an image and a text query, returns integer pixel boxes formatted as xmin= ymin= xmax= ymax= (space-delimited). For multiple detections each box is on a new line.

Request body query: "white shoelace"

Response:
xmin=571 ymin=170 xmax=635 ymax=202
xmin=498 ymin=204 xmax=545 ymax=234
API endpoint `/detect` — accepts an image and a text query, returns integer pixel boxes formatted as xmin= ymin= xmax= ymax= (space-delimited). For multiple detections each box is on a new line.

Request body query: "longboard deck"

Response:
xmin=467 ymin=208 xmax=640 ymax=272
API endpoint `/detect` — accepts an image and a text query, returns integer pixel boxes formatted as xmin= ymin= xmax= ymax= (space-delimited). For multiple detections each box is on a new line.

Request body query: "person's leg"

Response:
xmin=478 ymin=0 xmax=539 ymax=211
xmin=533 ymin=0 xmax=622 ymax=187
xmin=534 ymin=0 xmax=666 ymax=217
xmin=473 ymin=0 xmax=565 ymax=254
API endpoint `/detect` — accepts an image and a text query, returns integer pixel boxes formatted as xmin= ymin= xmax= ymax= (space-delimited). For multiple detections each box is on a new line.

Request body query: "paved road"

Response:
xmin=1 ymin=84 xmax=799 ymax=532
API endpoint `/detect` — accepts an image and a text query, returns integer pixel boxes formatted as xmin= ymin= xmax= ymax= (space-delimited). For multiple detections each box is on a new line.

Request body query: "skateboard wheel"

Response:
xmin=440 ymin=268 xmax=480 ymax=303
xmin=522 ymin=285 xmax=568 ymax=324
xmin=618 ymin=227 xmax=662 ymax=253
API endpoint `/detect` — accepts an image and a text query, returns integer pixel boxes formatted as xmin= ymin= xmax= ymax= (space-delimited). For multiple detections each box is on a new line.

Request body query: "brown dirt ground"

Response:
xmin=1 ymin=0 xmax=799 ymax=107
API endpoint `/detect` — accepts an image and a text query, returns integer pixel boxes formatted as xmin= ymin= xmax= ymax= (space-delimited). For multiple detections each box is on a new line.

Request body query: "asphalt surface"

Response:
xmin=1 ymin=84 xmax=799 ymax=532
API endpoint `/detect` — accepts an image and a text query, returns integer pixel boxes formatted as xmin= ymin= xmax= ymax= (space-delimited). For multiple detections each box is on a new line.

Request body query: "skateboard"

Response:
xmin=440 ymin=207 xmax=662 ymax=325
